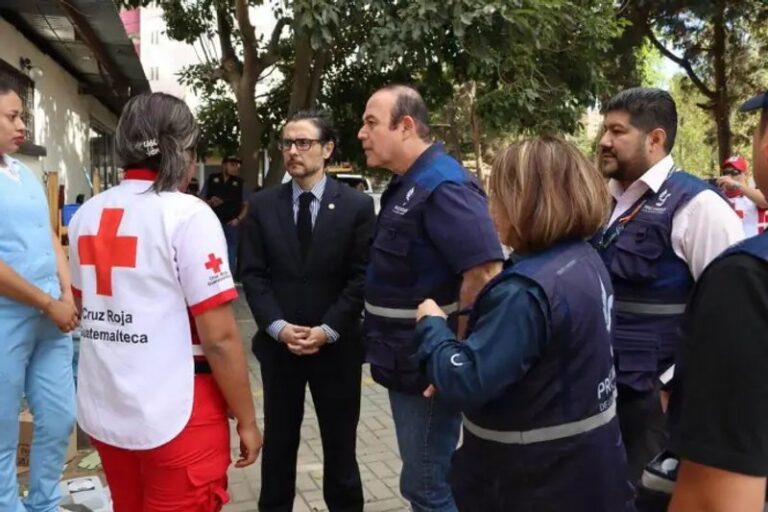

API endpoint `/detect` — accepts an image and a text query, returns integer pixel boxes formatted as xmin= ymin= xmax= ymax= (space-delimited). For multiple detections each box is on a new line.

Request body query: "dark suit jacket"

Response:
xmin=241 ymin=177 xmax=375 ymax=346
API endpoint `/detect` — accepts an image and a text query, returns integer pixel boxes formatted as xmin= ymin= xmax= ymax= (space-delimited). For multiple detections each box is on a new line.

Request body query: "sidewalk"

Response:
xmin=224 ymin=296 xmax=408 ymax=512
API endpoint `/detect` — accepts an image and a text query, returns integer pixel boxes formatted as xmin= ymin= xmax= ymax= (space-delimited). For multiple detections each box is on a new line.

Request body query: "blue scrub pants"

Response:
xmin=0 ymin=310 xmax=76 ymax=512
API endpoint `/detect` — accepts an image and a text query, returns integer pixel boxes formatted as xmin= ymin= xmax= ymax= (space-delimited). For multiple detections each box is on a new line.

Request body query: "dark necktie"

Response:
xmin=297 ymin=192 xmax=313 ymax=260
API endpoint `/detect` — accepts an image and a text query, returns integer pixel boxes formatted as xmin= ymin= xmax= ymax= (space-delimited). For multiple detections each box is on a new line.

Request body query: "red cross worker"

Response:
xmin=67 ymin=93 xmax=261 ymax=512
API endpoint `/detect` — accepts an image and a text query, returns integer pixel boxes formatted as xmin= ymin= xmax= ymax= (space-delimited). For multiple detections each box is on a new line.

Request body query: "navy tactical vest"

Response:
xmin=592 ymin=171 xmax=716 ymax=392
xmin=452 ymin=241 xmax=634 ymax=512
xmin=363 ymin=145 xmax=482 ymax=394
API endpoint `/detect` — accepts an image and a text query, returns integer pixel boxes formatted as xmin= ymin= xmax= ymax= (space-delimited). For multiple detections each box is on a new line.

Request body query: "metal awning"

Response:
xmin=0 ymin=0 xmax=150 ymax=114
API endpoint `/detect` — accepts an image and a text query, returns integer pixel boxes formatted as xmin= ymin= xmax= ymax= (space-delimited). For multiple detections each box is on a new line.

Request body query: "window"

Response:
xmin=149 ymin=67 xmax=159 ymax=81
xmin=89 ymin=122 xmax=117 ymax=189
xmin=0 ymin=59 xmax=35 ymax=143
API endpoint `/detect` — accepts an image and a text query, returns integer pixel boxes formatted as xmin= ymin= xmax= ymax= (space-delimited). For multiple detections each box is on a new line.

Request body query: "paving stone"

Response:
xmin=224 ymin=298 xmax=406 ymax=511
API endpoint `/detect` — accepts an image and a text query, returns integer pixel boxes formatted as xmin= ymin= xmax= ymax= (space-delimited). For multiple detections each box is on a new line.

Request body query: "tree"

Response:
xmin=120 ymin=0 xmax=358 ymax=186
xmin=632 ymin=0 xmax=768 ymax=164
xmin=119 ymin=0 xmax=627 ymax=186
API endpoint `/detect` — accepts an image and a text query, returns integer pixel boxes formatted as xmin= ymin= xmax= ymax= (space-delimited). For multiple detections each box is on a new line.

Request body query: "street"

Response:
xmin=225 ymin=293 xmax=409 ymax=512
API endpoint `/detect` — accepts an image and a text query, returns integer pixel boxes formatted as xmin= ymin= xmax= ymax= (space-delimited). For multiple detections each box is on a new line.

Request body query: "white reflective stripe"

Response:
xmin=364 ymin=301 xmax=460 ymax=319
xmin=192 ymin=345 xmax=205 ymax=356
xmin=614 ymin=301 xmax=686 ymax=315
xmin=462 ymin=395 xmax=617 ymax=445
xmin=659 ymin=364 xmax=675 ymax=385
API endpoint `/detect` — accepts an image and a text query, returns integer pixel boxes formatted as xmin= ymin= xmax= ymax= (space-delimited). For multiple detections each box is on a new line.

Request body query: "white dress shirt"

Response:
xmin=608 ymin=155 xmax=744 ymax=280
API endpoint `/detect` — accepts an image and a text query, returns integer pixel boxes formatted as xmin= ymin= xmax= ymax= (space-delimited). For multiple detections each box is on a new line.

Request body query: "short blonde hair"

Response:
xmin=489 ymin=135 xmax=610 ymax=252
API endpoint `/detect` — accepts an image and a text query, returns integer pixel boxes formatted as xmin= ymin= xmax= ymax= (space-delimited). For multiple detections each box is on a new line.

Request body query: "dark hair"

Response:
xmin=0 ymin=77 xmax=19 ymax=96
xmin=603 ymin=87 xmax=678 ymax=153
xmin=376 ymin=84 xmax=430 ymax=140
xmin=115 ymin=92 xmax=199 ymax=192
xmin=285 ymin=110 xmax=337 ymax=161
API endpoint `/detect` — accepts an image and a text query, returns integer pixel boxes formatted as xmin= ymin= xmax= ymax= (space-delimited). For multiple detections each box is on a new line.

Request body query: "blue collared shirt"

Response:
xmin=267 ymin=175 xmax=339 ymax=344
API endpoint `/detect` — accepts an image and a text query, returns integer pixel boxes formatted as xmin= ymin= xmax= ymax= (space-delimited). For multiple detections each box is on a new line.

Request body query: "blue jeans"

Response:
xmin=0 ymin=311 xmax=76 ymax=512
xmin=389 ymin=390 xmax=461 ymax=512
xmin=222 ymin=222 xmax=239 ymax=276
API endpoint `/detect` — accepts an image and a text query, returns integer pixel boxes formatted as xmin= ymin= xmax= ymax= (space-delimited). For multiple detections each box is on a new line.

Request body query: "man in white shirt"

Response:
xmin=717 ymin=156 xmax=768 ymax=237
xmin=592 ymin=87 xmax=744 ymax=482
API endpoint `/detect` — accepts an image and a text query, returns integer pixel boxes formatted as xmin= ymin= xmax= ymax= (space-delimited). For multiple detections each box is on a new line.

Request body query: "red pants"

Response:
xmin=92 ymin=375 xmax=231 ymax=512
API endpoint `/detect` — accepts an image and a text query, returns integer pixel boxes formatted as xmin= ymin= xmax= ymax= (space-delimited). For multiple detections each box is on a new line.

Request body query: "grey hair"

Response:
xmin=115 ymin=92 xmax=199 ymax=192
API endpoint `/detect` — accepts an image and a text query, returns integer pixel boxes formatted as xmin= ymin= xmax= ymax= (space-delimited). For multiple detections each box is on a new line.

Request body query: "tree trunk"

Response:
xmin=468 ymin=82 xmax=484 ymax=187
xmin=712 ymin=2 xmax=732 ymax=165
xmin=263 ymin=27 xmax=328 ymax=187
xmin=236 ymin=77 xmax=264 ymax=189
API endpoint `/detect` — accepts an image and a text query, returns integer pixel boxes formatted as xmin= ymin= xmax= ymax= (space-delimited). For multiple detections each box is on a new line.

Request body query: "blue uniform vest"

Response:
xmin=453 ymin=241 xmax=634 ymax=512
xmin=364 ymin=145 xmax=480 ymax=393
xmin=592 ymin=171 xmax=716 ymax=392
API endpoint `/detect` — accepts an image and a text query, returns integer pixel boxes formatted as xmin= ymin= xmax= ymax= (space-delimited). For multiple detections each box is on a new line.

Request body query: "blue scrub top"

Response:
xmin=0 ymin=155 xmax=60 ymax=314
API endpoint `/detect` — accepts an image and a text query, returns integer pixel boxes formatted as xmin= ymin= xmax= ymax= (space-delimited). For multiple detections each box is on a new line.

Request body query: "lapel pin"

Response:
xmin=329 ymin=203 xmax=335 ymax=210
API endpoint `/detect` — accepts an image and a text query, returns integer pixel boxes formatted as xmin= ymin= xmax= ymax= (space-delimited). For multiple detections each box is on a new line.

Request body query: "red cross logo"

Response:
xmin=78 ymin=209 xmax=138 ymax=296
xmin=205 ymin=253 xmax=224 ymax=274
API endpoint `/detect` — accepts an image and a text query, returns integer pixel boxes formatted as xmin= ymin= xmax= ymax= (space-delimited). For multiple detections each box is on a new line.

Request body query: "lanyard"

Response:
xmin=596 ymin=166 xmax=678 ymax=250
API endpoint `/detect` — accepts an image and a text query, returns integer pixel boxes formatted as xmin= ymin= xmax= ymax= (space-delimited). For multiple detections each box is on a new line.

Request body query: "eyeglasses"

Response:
xmin=721 ymin=169 xmax=741 ymax=177
xmin=278 ymin=138 xmax=323 ymax=151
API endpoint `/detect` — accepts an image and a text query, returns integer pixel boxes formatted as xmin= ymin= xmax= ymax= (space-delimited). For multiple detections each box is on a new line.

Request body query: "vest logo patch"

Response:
xmin=599 ymin=276 xmax=613 ymax=333
xmin=213 ymin=177 xmax=220 ymax=183
xmin=655 ymin=189 xmax=671 ymax=207
xmin=405 ymin=187 xmax=415 ymax=203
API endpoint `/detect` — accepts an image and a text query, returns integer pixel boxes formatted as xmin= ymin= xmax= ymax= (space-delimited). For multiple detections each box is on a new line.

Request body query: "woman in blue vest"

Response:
xmin=415 ymin=136 xmax=635 ymax=511
xmin=0 ymin=79 xmax=78 ymax=511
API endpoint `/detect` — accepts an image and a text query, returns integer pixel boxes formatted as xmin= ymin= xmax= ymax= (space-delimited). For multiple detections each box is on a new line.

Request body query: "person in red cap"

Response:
xmin=717 ymin=155 xmax=768 ymax=237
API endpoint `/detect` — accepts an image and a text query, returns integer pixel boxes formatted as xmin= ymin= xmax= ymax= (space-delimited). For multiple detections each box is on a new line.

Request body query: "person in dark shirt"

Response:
xmin=204 ymin=155 xmax=246 ymax=271
xmin=669 ymin=92 xmax=768 ymax=512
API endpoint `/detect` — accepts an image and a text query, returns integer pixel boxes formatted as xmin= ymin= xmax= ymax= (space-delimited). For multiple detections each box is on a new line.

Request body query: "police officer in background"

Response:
xmin=204 ymin=155 xmax=247 ymax=271
xmin=593 ymin=87 xmax=743 ymax=481
xmin=358 ymin=84 xmax=504 ymax=512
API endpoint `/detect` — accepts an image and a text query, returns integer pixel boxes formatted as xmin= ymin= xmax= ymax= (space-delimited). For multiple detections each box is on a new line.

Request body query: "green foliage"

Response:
xmin=364 ymin=0 xmax=625 ymax=135
xmin=669 ymin=74 xmax=717 ymax=176
xmin=195 ymin=95 xmax=240 ymax=158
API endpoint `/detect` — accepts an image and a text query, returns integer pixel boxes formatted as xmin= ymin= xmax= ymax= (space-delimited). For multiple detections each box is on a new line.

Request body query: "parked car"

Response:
xmin=330 ymin=173 xmax=381 ymax=214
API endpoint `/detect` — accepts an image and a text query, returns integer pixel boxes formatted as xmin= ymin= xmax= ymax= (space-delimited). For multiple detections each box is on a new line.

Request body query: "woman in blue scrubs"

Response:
xmin=415 ymin=136 xmax=634 ymax=511
xmin=0 ymin=78 xmax=78 ymax=511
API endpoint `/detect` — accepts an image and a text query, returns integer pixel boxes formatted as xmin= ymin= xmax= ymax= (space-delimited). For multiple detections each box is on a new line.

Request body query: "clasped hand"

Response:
xmin=278 ymin=324 xmax=328 ymax=355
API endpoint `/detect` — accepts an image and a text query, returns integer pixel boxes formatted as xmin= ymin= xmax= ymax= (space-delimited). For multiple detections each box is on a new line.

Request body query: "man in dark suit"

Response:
xmin=240 ymin=110 xmax=375 ymax=512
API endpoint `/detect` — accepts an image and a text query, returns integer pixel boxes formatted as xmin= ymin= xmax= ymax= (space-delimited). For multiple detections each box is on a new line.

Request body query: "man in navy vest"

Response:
xmin=592 ymin=87 xmax=743 ymax=481
xmin=668 ymin=93 xmax=768 ymax=511
xmin=358 ymin=85 xmax=504 ymax=512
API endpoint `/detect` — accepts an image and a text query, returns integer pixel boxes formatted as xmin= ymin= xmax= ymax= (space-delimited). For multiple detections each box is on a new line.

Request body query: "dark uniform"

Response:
xmin=205 ymin=172 xmax=245 ymax=270
xmin=416 ymin=241 xmax=635 ymax=512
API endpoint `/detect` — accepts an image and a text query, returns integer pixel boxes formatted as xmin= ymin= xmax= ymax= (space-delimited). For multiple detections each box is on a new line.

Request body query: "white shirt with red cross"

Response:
xmin=68 ymin=169 xmax=237 ymax=449
xmin=728 ymin=193 xmax=768 ymax=238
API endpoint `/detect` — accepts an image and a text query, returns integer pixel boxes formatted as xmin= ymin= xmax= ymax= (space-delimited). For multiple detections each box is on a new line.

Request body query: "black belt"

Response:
xmin=194 ymin=360 xmax=212 ymax=374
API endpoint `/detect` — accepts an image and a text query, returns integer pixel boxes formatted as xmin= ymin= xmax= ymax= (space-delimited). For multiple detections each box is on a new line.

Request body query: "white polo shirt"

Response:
xmin=68 ymin=169 xmax=237 ymax=449
xmin=727 ymin=193 xmax=767 ymax=238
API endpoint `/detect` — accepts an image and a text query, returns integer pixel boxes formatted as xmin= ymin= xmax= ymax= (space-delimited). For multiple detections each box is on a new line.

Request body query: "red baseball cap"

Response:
xmin=723 ymin=155 xmax=748 ymax=173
